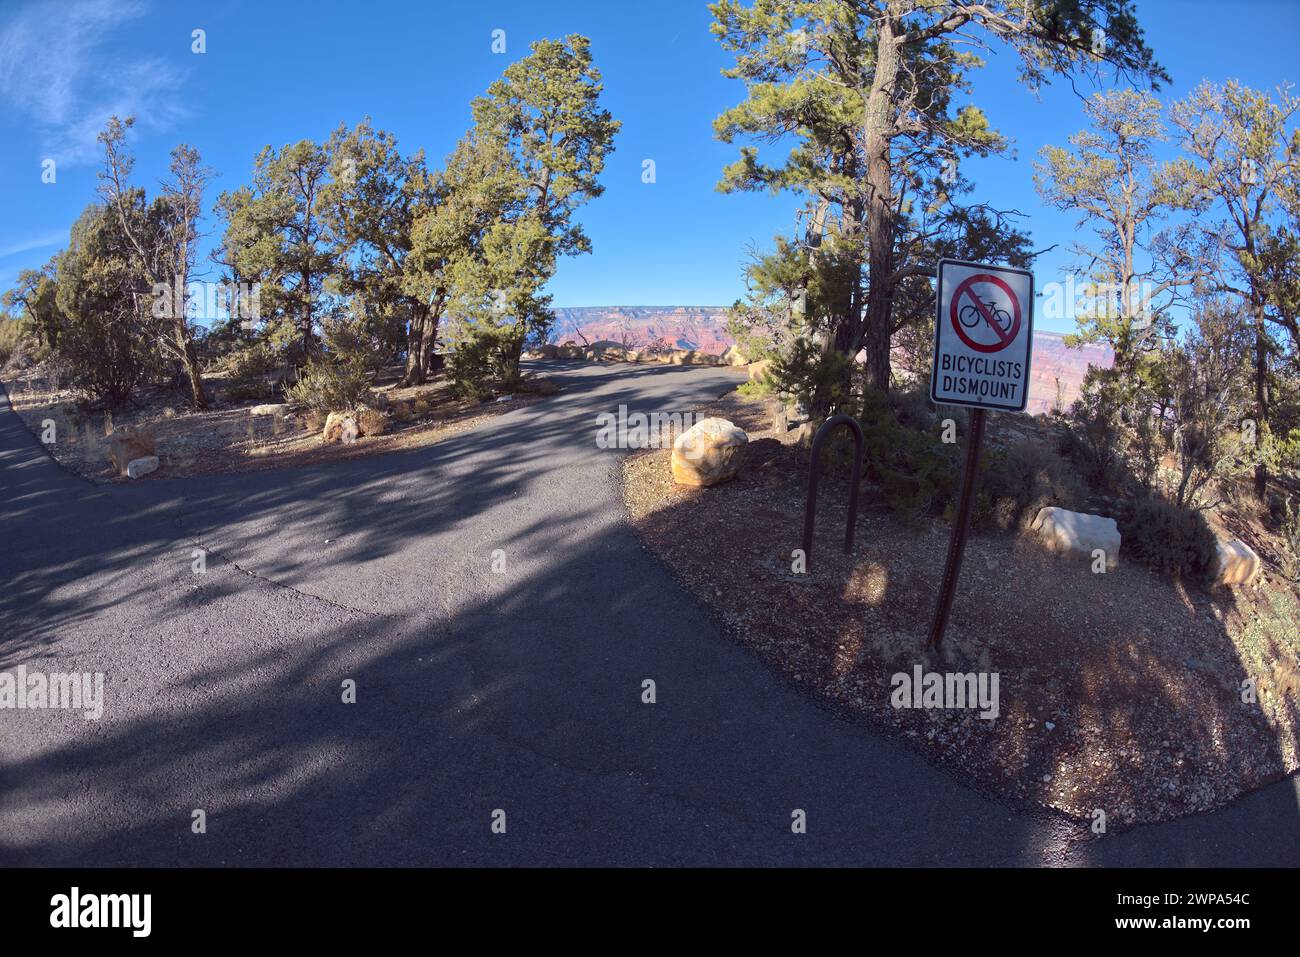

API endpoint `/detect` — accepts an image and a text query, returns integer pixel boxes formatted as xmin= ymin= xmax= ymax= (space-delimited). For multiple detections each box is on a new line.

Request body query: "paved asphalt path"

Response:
xmin=1 ymin=361 xmax=1297 ymax=866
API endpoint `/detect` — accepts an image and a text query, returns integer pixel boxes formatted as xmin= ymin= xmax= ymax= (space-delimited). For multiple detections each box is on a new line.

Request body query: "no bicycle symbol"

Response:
xmin=930 ymin=259 xmax=1034 ymax=413
xmin=950 ymin=273 xmax=1021 ymax=353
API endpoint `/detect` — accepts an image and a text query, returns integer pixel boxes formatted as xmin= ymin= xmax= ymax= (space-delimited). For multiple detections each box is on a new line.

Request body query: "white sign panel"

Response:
xmin=929 ymin=259 xmax=1034 ymax=412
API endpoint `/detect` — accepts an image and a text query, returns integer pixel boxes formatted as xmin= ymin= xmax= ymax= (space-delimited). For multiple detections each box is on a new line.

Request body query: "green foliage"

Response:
xmin=447 ymin=321 xmax=522 ymax=399
xmin=770 ymin=338 xmax=855 ymax=416
xmin=711 ymin=0 xmax=1162 ymax=392
xmin=1118 ymin=495 xmax=1218 ymax=583
xmin=858 ymin=389 xmax=959 ymax=521
xmin=977 ymin=438 xmax=1086 ymax=532
xmin=0 ymin=316 xmax=37 ymax=369
xmin=324 ymin=118 xmax=434 ymax=381
xmin=436 ymin=33 xmax=618 ymax=387
xmin=1277 ymin=497 xmax=1300 ymax=582
xmin=283 ymin=359 xmax=371 ymax=416
xmin=446 ymin=34 xmax=620 ymax=386
xmin=51 ymin=203 xmax=158 ymax=406
xmin=1062 ymin=368 xmax=1127 ymax=489
xmin=215 ymin=138 xmax=339 ymax=365
xmin=2 ymin=265 xmax=63 ymax=350
xmin=221 ymin=343 xmax=281 ymax=403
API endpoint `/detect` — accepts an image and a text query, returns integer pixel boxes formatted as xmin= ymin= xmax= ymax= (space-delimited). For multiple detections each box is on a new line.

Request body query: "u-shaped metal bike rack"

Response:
xmin=801 ymin=414 xmax=865 ymax=567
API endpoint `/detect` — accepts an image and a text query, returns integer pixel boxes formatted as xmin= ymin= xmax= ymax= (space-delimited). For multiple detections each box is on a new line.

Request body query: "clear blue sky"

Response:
xmin=1 ymin=0 xmax=1296 ymax=334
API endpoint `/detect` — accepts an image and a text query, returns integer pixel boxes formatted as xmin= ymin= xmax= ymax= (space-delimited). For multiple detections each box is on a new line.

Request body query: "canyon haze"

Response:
xmin=550 ymin=306 xmax=1113 ymax=415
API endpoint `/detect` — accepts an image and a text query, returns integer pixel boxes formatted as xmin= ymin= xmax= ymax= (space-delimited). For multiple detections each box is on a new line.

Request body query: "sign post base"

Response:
xmin=927 ymin=407 xmax=986 ymax=654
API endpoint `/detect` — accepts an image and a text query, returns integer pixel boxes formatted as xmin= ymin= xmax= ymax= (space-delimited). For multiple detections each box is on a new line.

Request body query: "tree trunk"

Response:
xmin=175 ymin=319 xmax=208 ymax=409
xmin=1253 ymin=299 xmax=1269 ymax=499
xmin=418 ymin=306 xmax=439 ymax=377
xmin=400 ymin=307 xmax=428 ymax=387
xmin=399 ymin=294 xmax=444 ymax=388
xmin=860 ymin=18 xmax=900 ymax=396
xmin=172 ymin=270 xmax=208 ymax=409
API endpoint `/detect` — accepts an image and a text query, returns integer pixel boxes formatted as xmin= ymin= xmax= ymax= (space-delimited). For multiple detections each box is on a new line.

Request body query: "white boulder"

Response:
xmin=1211 ymin=536 xmax=1260 ymax=586
xmin=126 ymin=455 xmax=159 ymax=479
xmin=1031 ymin=507 xmax=1120 ymax=568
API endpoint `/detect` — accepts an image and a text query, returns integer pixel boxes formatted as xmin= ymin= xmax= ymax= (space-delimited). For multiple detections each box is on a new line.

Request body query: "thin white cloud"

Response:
xmin=0 ymin=231 xmax=66 ymax=259
xmin=0 ymin=0 xmax=188 ymax=166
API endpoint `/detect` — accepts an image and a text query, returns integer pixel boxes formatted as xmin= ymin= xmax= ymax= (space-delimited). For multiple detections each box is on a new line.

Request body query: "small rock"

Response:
xmin=248 ymin=403 xmax=290 ymax=417
xmin=126 ymin=455 xmax=159 ymax=479
xmin=1045 ymin=721 xmax=1055 ymax=731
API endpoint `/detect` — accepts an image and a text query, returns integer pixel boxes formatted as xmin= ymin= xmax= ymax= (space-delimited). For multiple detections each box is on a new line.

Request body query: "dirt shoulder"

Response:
xmin=0 ymin=366 xmax=549 ymax=482
xmin=622 ymin=389 xmax=1300 ymax=832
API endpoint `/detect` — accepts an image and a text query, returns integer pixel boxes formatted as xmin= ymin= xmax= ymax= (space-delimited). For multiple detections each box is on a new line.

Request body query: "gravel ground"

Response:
xmin=623 ymin=390 xmax=1300 ymax=830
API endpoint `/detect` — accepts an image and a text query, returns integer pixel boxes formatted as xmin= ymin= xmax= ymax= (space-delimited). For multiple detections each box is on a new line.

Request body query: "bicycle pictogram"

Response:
xmin=958 ymin=299 xmax=1013 ymax=334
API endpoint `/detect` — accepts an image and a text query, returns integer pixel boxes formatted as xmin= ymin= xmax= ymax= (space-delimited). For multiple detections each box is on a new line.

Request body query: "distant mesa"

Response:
xmin=549 ymin=306 xmax=1111 ymax=415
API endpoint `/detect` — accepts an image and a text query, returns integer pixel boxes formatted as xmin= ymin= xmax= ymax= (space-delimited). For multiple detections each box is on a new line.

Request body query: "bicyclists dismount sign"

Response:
xmin=930 ymin=259 xmax=1034 ymax=412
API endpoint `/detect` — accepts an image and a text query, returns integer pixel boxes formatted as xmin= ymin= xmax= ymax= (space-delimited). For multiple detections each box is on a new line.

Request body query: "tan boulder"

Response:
xmin=720 ymin=345 xmax=749 ymax=366
xmin=537 ymin=343 xmax=560 ymax=359
xmin=322 ymin=412 xmax=359 ymax=444
xmin=107 ymin=426 xmax=156 ymax=475
xmin=748 ymin=359 xmax=773 ymax=383
xmin=1211 ymin=536 xmax=1260 ymax=586
xmin=671 ymin=417 xmax=748 ymax=487
xmin=357 ymin=407 xmax=387 ymax=437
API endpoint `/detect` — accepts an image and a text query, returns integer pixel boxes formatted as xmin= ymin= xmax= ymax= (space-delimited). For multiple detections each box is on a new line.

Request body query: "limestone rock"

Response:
xmin=1211 ymin=536 xmax=1260 ymax=586
xmin=720 ymin=345 xmax=749 ymax=366
xmin=249 ymin=403 xmax=290 ymax=417
xmin=748 ymin=359 xmax=772 ymax=384
xmin=322 ymin=412 xmax=358 ymax=444
xmin=671 ymin=417 xmax=748 ymax=487
xmin=1031 ymin=507 xmax=1120 ymax=568
xmin=356 ymin=407 xmax=387 ymax=437
xmin=126 ymin=455 xmax=159 ymax=479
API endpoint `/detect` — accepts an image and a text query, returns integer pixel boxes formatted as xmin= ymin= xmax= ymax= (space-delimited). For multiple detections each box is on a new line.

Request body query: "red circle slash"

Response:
xmin=950 ymin=273 xmax=1021 ymax=353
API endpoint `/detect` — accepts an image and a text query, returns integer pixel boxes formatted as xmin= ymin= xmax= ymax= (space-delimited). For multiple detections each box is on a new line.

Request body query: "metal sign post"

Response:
xmin=926 ymin=406 xmax=985 ymax=652
xmin=927 ymin=259 xmax=1034 ymax=654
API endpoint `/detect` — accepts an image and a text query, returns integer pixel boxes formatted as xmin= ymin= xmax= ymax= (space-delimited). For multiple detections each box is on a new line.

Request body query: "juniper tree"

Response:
xmin=323 ymin=119 xmax=434 ymax=382
xmin=1035 ymin=90 xmax=1193 ymax=395
xmin=712 ymin=0 xmax=1167 ymax=409
xmin=98 ymin=116 xmax=212 ymax=408
xmin=454 ymin=34 xmax=620 ymax=384
xmin=215 ymin=139 xmax=339 ymax=368
xmin=1168 ymin=80 xmax=1300 ymax=496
